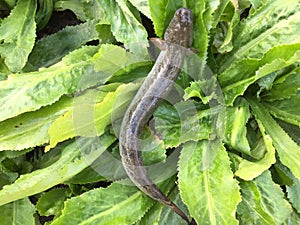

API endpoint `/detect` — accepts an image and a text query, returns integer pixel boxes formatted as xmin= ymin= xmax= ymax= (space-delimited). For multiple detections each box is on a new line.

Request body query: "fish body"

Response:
xmin=119 ymin=8 xmax=195 ymax=224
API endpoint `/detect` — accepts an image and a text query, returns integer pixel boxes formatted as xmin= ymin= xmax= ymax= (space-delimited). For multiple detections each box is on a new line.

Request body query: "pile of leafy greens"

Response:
xmin=0 ymin=0 xmax=299 ymax=224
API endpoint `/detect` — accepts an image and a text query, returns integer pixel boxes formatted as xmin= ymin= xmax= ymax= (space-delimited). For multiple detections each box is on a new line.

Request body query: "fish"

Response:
xmin=119 ymin=8 xmax=196 ymax=225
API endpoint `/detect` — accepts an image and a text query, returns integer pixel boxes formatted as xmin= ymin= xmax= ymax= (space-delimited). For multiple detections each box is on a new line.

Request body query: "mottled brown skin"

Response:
xmin=119 ymin=8 xmax=196 ymax=225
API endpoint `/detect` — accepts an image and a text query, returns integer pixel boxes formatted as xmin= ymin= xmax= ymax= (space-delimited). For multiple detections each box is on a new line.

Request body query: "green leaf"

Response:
xmin=263 ymin=95 xmax=300 ymax=127
xmin=46 ymin=83 xmax=120 ymax=150
xmin=128 ymin=0 xmax=151 ymax=19
xmin=47 ymin=82 xmax=139 ymax=150
xmin=0 ymin=0 xmax=36 ymax=72
xmin=97 ymin=0 xmax=148 ymax=57
xmin=140 ymin=128 xmax=166 ymax=166
xmin=218 ymin=0 xmax=300 ymax=72
xmin=271 ymin=163 xmax=294 ymax=186
xmin=277 ymin=164 xmax=300 ymax=213
xmin=248 ymin=98 xmax=300 ymax=179
xmin=0 ymin=96 xmax=73 ymax=151
xmin=248 ymin=0 xmax=262 ymax=10
xmin=51 ymin=182 xmax=154 ymax=225
xmin=0 ymin=56 xmax=9 ymax=78
xmin=237 ymin=180 xmax=276 ymax=224
xmin=237 ymin=171 xmax=292 ymax=224
xmin=221 ymin=97 xmax=251 ymax=154
xmin=184 ymin=77 xmax=222 ymax=104
xmin=0 ymin=172 xmax=11 ymax=189
xmin=211 ymin=0 xmax=231 ymax=26
xmin=0 ymin=153 xmax=32 ymax=176
xmin=238 ymin=137 xmax=275 ymax=178
xmin=235 ymin=122 xmax=276 ymax=180
xmin=0 ymin=46 xmax=101 ymax=122
xmin=178 ymin=140 xmax=241 ymax=225
xmin=0 ymin=134 xmax=115 ymax=206
xmin=96 ymin=23 xmax=116 ymax=44
xmin=183 ymin=0 xmax=221 ymax=60
xmin=108 ymin=61 xmax=152 ymax=83
xmin=135 ymin=201 xmax=163 ymax=225
xmin=93 ymin=44 xmax=146 ymax=73
xmin=0 ymin=197 xmax=35 ymax=225
xmin=261 ymin=66 xmax=300 ymax=101
xmin=184 ymin=81 xmax=208 ymax=103
xmin=212 ymin=2 xmax=240 ymax=54
xmin=153 ymin=101 xmax=213 ymax=148
xmin=219 ymin=44 xmax=300 ymax=105
xmin=217 ymin=0 xmax=300 ymax=106
xmin=276 ymin=120 xmax=300 ymax=145
xmin=35 ymin=0 xmax=53 ymax=30
xmin=83 ymin=0 xmax=106 ymax=21
xmin=288 ymin=179 xmax=300 ymax=214
xmin=54 ymin=0 xmax=106 ymax=22
xmin=26 ymin=20 xmax=100 ymax=70
xmin=283 ymin=210 xmax=300 ymax=225
xmin=54 ymin=0 xmax=86 ymax=21
xmin=0 ymin=149 xmax=32 ymax=161
xmin=1 ymin=0 xmax=16 ymax=9
xmin=37 ymin=188 xmax=71 ymax=216
xmin=1 ymin=44 xmax=137 ymax=124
